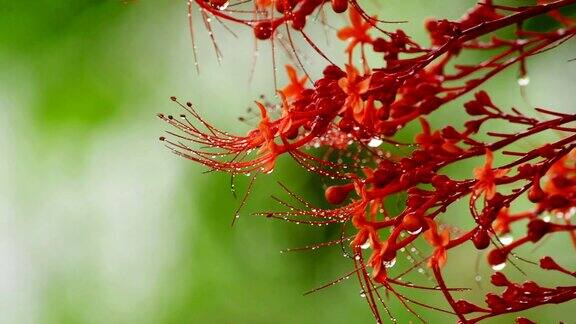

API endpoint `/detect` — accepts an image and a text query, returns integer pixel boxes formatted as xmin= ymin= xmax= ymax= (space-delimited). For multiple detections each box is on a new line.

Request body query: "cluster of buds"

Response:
xmin=159 ymin=0 xmax=576 ymax=322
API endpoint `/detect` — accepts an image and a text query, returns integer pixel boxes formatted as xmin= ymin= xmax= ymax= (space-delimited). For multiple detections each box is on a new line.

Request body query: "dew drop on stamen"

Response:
xmin=491 ymin=262 xmax=506 ymax=271
xmin=517 ymin=76 xmax=530 ymax=86
xmin=360 ymin=290 xmax=366 ymax=298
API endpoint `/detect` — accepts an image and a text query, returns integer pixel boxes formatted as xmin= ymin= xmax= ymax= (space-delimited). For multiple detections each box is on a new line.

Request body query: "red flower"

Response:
xmin=414 ymin=118 xmax=463 ymax=156
xmin=337 ymin=8 xmax=374 ymax=56
xmin=281 ymin=65 xmax=307 ymax=100
xmin=338 ymin=64 xmax=371 ymax=122
xmin=473 ymin=149 xmax=509 ymax=200
xmin=423 ymin=218 xmax=450 ymax=267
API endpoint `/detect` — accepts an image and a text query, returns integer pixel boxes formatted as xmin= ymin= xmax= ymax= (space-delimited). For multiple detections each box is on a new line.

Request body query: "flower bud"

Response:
xmin=402 ymin=212 xmax=423 ymax=234
xmin=325 ymin=184 xmax=353 ymax=205
xmin=487 ymin=248 xmax=508 ymax=266
xmin=472 ymin=229 xmax=491 ymax=250
xmin=254 ymin=21 xmax=273 ymax=40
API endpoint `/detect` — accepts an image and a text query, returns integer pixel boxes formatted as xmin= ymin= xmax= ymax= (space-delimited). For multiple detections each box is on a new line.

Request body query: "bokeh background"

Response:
xmin=0 ymin=0 xmax=574 ymax=323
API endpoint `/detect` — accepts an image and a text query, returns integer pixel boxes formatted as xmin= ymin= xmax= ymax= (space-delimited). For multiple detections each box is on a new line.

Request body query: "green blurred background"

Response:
xmin=0 ymin=0 xmax=574 ymax=323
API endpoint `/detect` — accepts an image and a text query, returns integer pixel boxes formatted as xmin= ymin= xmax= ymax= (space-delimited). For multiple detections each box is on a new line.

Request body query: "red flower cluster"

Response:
xmin=159 ymin=0 xmax=576 ymax=322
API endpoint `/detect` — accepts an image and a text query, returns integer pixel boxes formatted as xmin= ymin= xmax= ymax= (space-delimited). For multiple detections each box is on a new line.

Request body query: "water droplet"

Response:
xmin=359 ymin=291 xmax=366 ymax=298
xmin=499 ymin=234 xmax=513 ymax=246
xmin=491 ymin=263 xmax=506 ymax=271
xmin=517 ymin=76 xmax=530 ymax=86
xmin=417 ymin=267 xmax=425 ymax=274
xmin=383 ymin=258 xmax=396 ymax=268
xmin=475 ymin=275 xmax=482 ymax=282
xmin=360 ymin=239 xmax=371 ymax=250
xmin=354 ymin=255 xmax=361 ymax=261
xmin=367 ymin=138 xmax=383 ymax=148
xmin=217 ymin=1 xmax=229 ymax=10
xmin=235 ymin=214 xmax=240 ymax=219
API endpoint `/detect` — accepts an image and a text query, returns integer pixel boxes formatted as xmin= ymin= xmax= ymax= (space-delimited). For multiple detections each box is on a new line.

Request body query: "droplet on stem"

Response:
xmin=383 ymin=258 xmax=396 ymax=268
xmin=217 ymin=1 xmax=229 ymax=10
xmin=360 ymin=238 xmax=371 ymax=250
xmin=367 ymin=137 xmax=383 ymax=148
xmin=517 ymin=76 xmax=530 ymax=86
